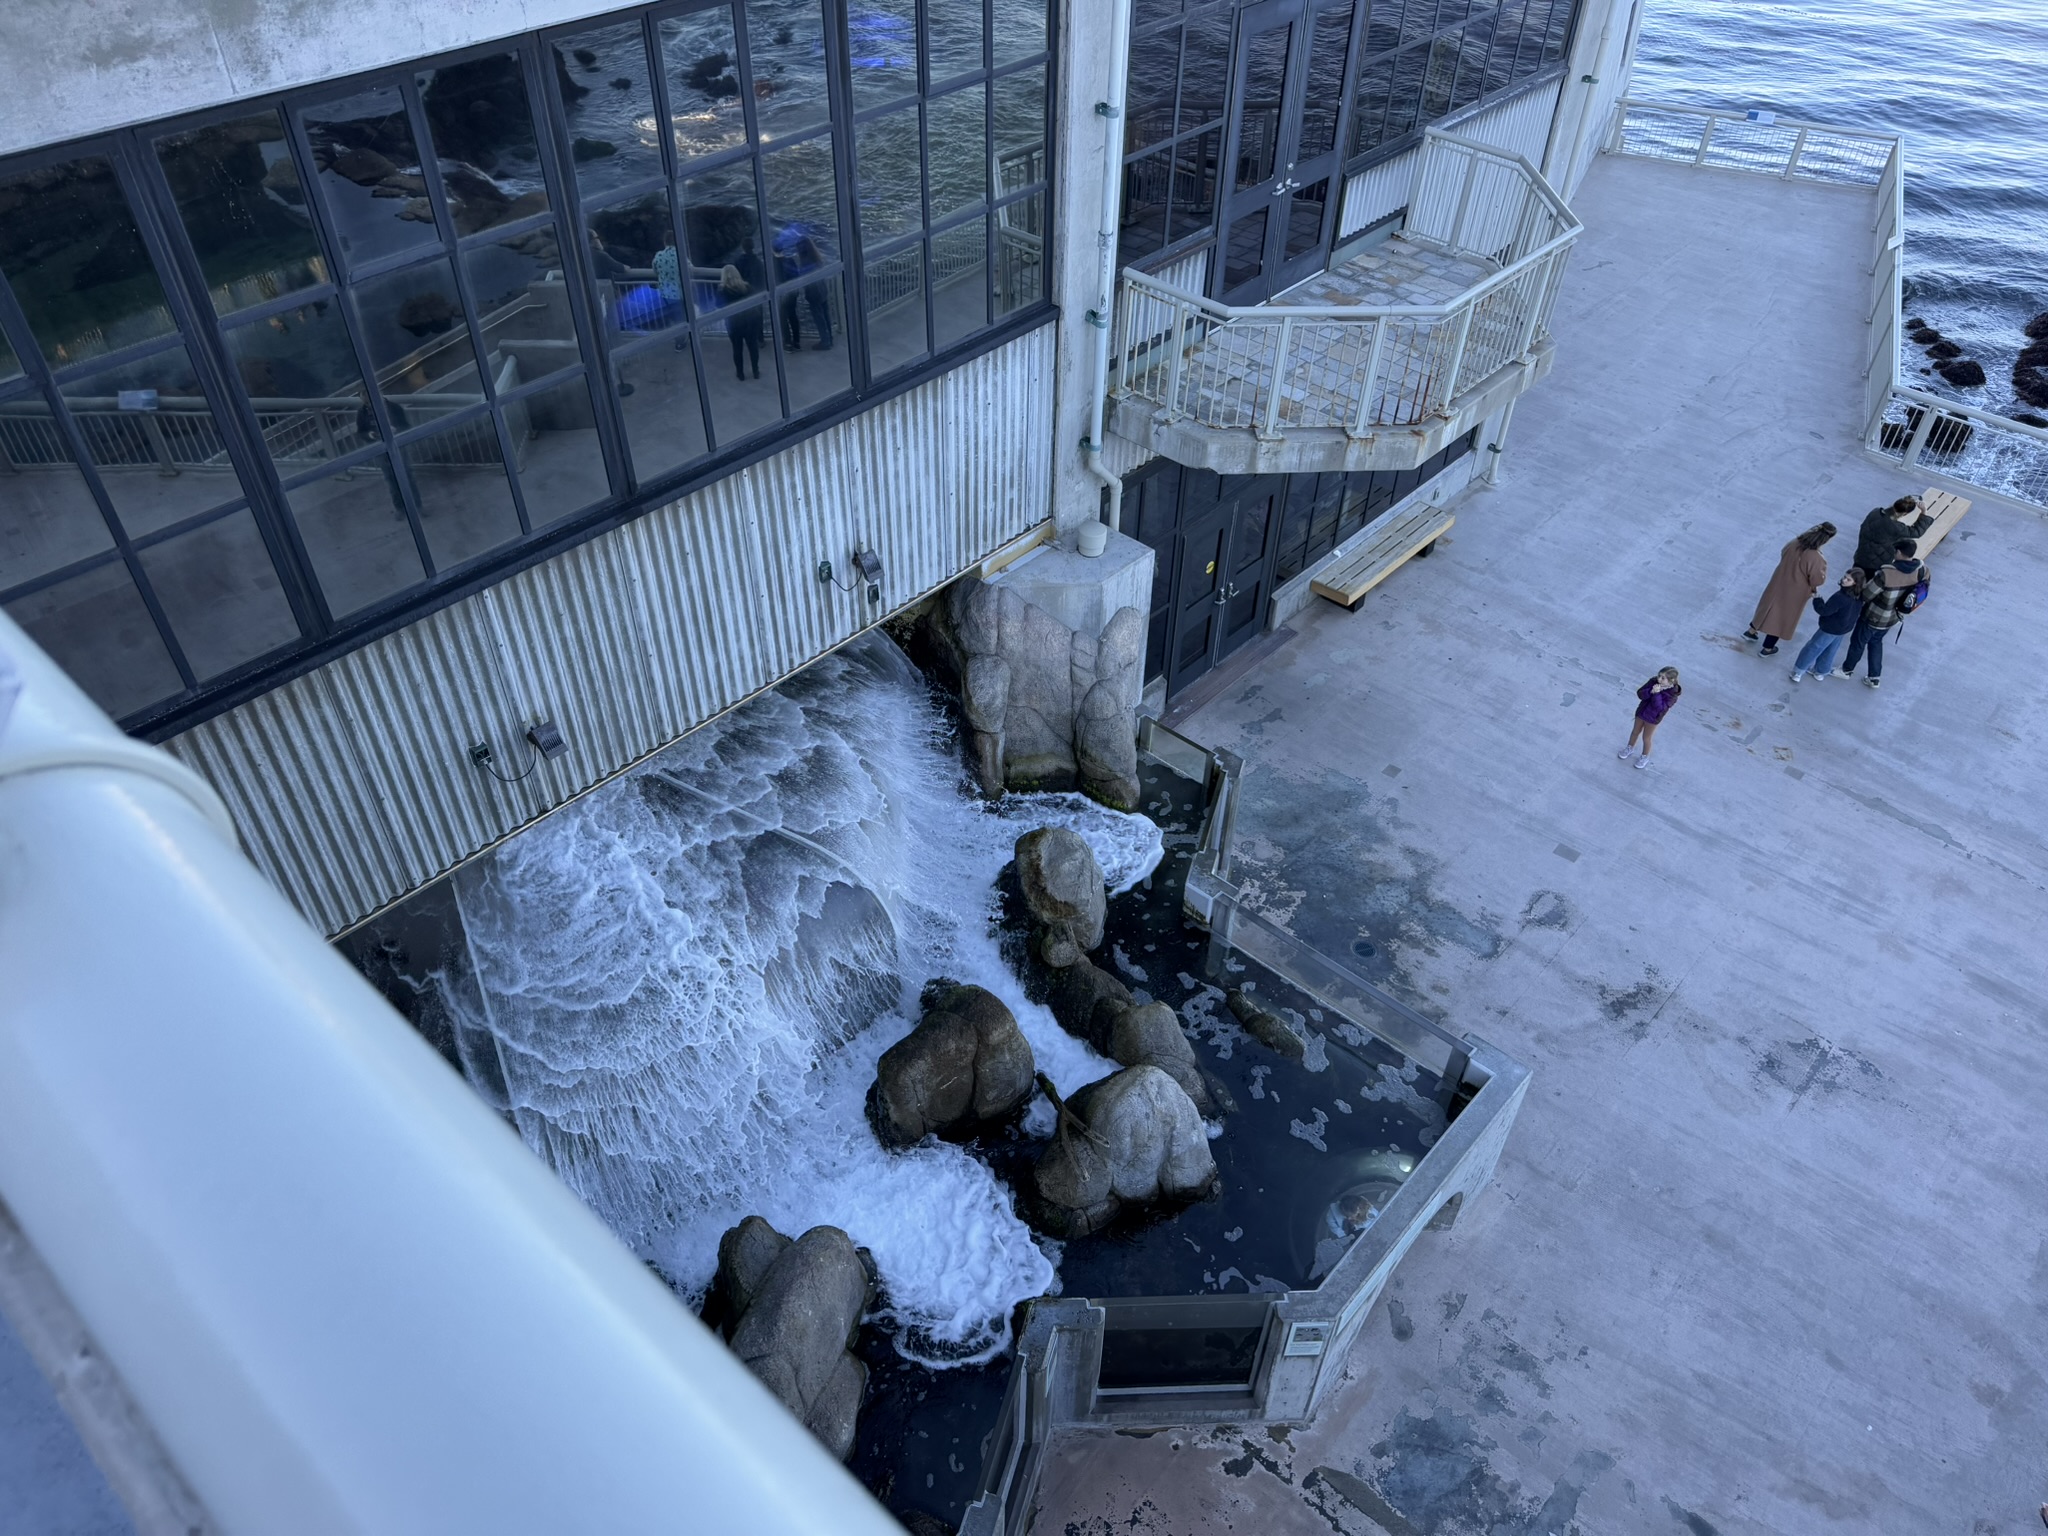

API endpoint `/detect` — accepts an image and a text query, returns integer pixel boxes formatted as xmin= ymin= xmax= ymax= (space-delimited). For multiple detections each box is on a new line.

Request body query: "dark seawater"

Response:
xmin=1631 ymin=0 xmax=2048 ymax=415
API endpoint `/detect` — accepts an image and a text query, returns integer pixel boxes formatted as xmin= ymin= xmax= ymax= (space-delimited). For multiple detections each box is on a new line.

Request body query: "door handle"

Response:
xmin=1272 ymin=178 xmax=1300 ymax=195
xmin=1214 ymin=582 xmax=1242 ymax=603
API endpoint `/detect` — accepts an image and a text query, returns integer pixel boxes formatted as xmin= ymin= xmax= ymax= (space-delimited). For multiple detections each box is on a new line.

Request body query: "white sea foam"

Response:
xmin=435 ymin=637 xmax=1149 ymax=1364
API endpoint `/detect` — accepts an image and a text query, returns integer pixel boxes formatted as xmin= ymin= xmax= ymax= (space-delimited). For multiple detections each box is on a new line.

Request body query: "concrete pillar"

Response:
xmin=1046 ymin=0 xmax=1128 ymax=537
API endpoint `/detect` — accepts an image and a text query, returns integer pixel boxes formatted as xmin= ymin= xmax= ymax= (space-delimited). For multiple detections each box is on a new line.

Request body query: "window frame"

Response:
xmin=0 ymin=0 xmax=1056 ymax=737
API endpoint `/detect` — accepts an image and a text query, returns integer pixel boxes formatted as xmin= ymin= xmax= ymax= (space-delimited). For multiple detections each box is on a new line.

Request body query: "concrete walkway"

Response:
xmin=1033 ymin=153 xmax=2048 ymax=1533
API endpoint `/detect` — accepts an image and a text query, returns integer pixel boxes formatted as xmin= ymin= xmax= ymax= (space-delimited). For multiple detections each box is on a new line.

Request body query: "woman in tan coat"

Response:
xmin=1746 ymin=522 xmax=1836 ymax=655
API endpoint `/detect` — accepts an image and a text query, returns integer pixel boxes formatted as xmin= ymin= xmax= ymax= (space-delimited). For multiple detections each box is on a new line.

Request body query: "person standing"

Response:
xmin=718 ymin=245 xmax=768 ymax=381
xmin=1745 ymin=522 xmax=1835 ymax=655
xmin=775 ymin=227 xmax=834 ymax=352
xmin=1788 ymin=571 xmax=1864 ymax=682
xmin=1852 ymin=494 xmax=1931 ymax=578
xmin=1839 ymin=540 xmax=1926 ymax=689
xmin=1618 ymin=667 xmax=1682 ymax=770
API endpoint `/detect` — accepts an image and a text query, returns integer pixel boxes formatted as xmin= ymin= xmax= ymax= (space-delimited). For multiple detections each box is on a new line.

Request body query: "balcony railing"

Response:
xmin=1110 ymin=130 xmax=1580 ymax=444
xmin=1608 ymin=97 xmax=2048 ymax=510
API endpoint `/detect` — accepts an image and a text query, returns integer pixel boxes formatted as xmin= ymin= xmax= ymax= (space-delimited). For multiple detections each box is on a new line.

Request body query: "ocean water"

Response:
xmin=1631 ymin=0 xmax=2048 ymax=416
xmin=434 ymin=636 xmax=1162 ymax=1366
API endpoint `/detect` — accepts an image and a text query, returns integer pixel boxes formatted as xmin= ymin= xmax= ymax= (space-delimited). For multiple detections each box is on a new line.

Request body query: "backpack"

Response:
xmin=1899 ymin=564 xmax=1930 ymax=615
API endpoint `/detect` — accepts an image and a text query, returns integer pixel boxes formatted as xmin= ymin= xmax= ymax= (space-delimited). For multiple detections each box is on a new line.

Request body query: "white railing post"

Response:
xmin=1162 ymin=295 xmax=1190 ymax=420
xmin=1693 ymin=114 xmax=1717 ymax=165
xmin=1440 ymin=305 xmax=1475 ymax=410
xmin=1901 ymin=404 xmax=1938 ymax=467
xmin=1261 ymin=316 xmax=1295 ymax=439
xmin=1450 ymin=147 xmax=1478 ymax=253
xmin=1606 ymin=99 xmax=1630 ymax=154
xmin=1514 ymin=257 xmax=1549 ymax=357
xmin=1351 ymin=319 xmax=1391 ymax=437
xmin=1783 ymin=126 xmax=1809 ymax=179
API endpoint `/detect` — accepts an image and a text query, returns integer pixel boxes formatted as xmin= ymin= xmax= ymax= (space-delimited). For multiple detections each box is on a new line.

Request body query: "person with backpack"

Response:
xmin=1851 ymin=494 xmax=1931 ymax=578
xmin=1745 ymin=521 xmax=1836 ymax=655
xmin=1788 ymin=570 xmax=1866 ymax=682
xmin=1838 ymin=540 xmax=1929 ymax=688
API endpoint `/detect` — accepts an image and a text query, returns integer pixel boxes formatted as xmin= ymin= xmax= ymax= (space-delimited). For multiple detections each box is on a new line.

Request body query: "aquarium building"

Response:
xmin=0 ymin=0 xmax=1636 ymax=938
xmin=0 ymin=0 xmax=1645 ymax=1527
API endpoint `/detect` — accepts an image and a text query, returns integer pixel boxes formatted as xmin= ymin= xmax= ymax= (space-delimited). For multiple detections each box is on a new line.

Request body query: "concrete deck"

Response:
xmin=1034 ymin=153 xmax=2048 ymax=1533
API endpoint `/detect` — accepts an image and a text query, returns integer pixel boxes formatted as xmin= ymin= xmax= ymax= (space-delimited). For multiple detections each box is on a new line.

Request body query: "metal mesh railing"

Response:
xmin=1609 ymin=96 xmax=2048 ymax=510
xmin=1112 ymin=130 xmax=1579 ymax=442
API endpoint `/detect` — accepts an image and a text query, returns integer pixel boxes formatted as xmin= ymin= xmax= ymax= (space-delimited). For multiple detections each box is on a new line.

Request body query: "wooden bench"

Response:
xmin=1910 ymin=487 xmax=1971 ymax=561
xmin=1310 ymin=505 xmax=1455 ymax=609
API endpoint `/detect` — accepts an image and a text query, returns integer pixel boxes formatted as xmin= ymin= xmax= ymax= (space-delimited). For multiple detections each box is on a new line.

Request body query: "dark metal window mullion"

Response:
xmin=282 ymin=98 xmax=440 ymax=579
xmin=118 ymin=128 xmax=338 ymax=638
xmin=915 ymin=0 xmax=936 ymax=358
xmin=642 ymin=10 xmax=721 ymax=457
xmin=518 ymin=35 xmax=632 ymax=501
xmin=979 ymin=0 xmax=996 ymax=329
xmin=728 ymin=2 xmax=793 ymax=420
xmin=397 ymin=73 xmax=533 ymax=537
xmin=0 ymin=272 xmax=199 ymax=691
xmin=822 ymin=0 xmax=872 ymax=392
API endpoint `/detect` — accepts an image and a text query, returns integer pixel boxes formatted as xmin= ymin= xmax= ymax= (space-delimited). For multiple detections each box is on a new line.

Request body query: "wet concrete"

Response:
xmin=1029 ymin=155 xmax=2048 ymax=1532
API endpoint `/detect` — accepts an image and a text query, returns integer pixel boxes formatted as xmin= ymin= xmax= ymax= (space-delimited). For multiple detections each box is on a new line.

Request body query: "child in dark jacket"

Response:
xmin=1619 ymin=667 xmax=1681 ymax=770
xmin=1789 ymin=570 xmax=1865 ymax=682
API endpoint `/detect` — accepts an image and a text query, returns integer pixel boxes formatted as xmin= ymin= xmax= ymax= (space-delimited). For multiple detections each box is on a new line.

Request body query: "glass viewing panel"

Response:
xmin=0 ymin=0 xmax=1054 ymax=729
xmin=1120 ymin=0 xmax=1581 ymax=270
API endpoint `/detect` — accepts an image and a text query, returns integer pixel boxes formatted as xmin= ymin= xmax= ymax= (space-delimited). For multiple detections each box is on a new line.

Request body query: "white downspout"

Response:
xmin=1082 ymin=0 xmax=1135 ymax=535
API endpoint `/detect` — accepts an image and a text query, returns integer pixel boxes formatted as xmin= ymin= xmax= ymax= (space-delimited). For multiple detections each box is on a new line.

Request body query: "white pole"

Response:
xmin=1082 ymin=0 xmax=1137 ymax=534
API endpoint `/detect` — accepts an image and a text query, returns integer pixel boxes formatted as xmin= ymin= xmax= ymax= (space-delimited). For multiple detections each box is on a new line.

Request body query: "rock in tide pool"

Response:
xmin=1228 ymin=987 xmax=1307 ymax=1062
xmin=1014 ymin=826 xmax=1106 ymax=967
xmin=1032 ymin=1065 xmax=1218 ymax=1238
xmin=1936 ymin=358 xmax=1986 ymax=388
xmin=1926 ymin=338 xmax=1962 ymax=360
xmin=714 ymin=1221 xmax=876 ymax=1460
xmin=2025 ymin=312 xmax=2048 ymax=341
xmin=1909 ymin=326 xmax=1942 ymax=345
xmin=866 ymin=981 xmax=1035 ymax=1148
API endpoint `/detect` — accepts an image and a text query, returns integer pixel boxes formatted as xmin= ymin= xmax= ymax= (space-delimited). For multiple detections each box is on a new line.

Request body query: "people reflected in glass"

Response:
xmin=718 ymin=244 xmax=767 ymax=380
xmin=774 ymin=226 xmax=833 ymax=351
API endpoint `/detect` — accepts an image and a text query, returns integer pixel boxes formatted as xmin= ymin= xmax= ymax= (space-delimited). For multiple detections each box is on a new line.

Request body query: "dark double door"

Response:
xmin=1217 ymin=0 xmax=1359 ymax=305
xmin=1133 ymin=468 xmax=1284 ymax=698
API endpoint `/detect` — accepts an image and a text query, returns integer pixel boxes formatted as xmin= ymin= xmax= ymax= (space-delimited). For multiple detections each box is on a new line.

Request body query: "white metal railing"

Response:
xmin=1111 ymin=131 xmax=1580 ymax=441
xmin=1608 ymin=97 xmax=2048 ymax=510
xmin=0 ymin=614 xmax=908 ymax=1535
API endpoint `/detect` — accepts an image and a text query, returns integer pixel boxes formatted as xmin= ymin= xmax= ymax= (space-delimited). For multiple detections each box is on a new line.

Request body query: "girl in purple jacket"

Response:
xmin=1619 ymin=667 xmax=1681 ymax=770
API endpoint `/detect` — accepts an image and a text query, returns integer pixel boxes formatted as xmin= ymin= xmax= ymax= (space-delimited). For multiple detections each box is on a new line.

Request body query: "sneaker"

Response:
xmin=1760 ymin=643 xmax=1779 ymax=655
xmin=1743 ymin=629 xmax=1759 ymax=641
xmin=1633 ymin=755 xmax=1654 ymax=770
xmin=1866 ymin=676 xmax=1881 ymax=688
xmin=1617 ymin=746 xmax=1636 ymax=759
xmin=1811 ymin=667 xmax=1830 ymax=681
xmin=1789 ymin=670 xmax=1803 ymax=684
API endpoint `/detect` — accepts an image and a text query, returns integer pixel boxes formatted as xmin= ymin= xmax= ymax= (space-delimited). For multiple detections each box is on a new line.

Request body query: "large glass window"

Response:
xmin=1119 ymin=0 xmax=1577 ymax=271
xmin=1350 ymin=0 xmax=1576 ymax=161
xmin=853 ymin=0 xmax=1050 ymax=380
xmin=0 ymin=152 xmax=299 ymax=720
xmin=0 ymin=0 xmax=1055 ymax=732
xmin=1118 ymin=0 xmax=1230 ymax=267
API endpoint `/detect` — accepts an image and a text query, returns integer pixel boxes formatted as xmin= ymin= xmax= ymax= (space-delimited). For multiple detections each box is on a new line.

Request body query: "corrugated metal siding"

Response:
xmin=1340 ymin=149 xmax=1420 ymax=238
xmin=167 ymin=324 xmax=1057 ymax=936
xmin=1339 ymin=77 xmax=1567 ymax=238
xmin=1451 ymin=77 xmax=1564 ymax=164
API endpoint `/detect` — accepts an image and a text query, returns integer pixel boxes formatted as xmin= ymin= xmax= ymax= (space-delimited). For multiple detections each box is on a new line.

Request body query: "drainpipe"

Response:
xmin=1081 ymin=0 xmax=1135 ymax=536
